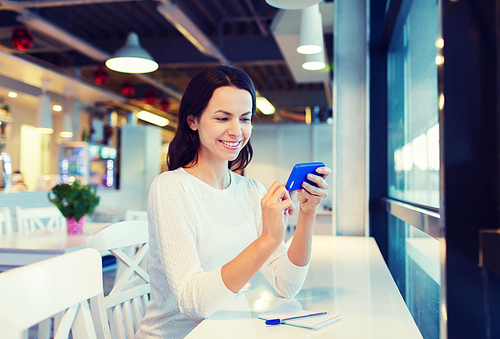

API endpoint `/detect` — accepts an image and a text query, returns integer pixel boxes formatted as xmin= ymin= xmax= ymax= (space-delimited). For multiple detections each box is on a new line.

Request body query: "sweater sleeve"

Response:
xmin=148 ymin=174 xmax=236 ymax=323
xmin=253 ymin=181 xmax=309 ymax=298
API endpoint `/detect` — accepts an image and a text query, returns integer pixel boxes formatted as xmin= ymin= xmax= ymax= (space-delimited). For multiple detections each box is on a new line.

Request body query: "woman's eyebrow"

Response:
xmin=214 ymin=110 xmax=252 ymax=116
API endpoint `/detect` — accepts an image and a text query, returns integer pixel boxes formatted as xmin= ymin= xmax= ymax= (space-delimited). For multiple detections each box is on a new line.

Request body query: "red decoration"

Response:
xmin=144 ymin=90 xmax=157 ymax=106
xmin=94 ymin=66 xmax=110 ymax=85
xmin=12 ymin=26 xmax=34 ymax=51
xmin=160 ymin=97 xmax=171 ymax=111
xmin=121 ymin=82 xmax=136 ymax=97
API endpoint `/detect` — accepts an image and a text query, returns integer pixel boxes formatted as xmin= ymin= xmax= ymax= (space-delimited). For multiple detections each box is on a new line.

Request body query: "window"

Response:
xmin=386 ymin=0 xmax=442 ymax=338
xmin=387 ymin=0 xmax=439 ymax=208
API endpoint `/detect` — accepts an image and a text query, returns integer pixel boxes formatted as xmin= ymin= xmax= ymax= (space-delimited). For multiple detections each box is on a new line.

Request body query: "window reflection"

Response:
xmin=386 ymin=0 xmax=442 ymax=338
xmin=387 ymin=0 xmax=439 ymax=208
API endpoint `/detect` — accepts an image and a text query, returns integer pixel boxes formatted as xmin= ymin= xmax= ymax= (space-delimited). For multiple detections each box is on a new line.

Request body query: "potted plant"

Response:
xmin=48 ymin=181 xmax=100 ymax=234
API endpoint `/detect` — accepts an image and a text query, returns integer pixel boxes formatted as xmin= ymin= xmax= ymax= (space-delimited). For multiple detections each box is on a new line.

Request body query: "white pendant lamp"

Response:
xmin=105 ymin=32 xmax=158 ymax=74
xmin=60 ymin=87 xmax=73 ymax=139
xmin=302 ymin=52 xmax=326 ymax=71
xmin=297 ymin=4 xmax=324 ymax=55
xmin=36 ymin=78 xmax=53 ymax=134
xmin=266 ymin=0 xmax=322 ymax=10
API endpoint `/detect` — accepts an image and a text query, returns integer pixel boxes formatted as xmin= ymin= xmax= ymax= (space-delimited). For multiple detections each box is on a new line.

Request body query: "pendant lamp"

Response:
xmin=302 ymin=52 xmax=326 ymax=71
xmin=36 ymin=78 xmax=53 ymax=134
xmin=105 ymin=32 xmax=158 ymax=74
xmin=297 ymin=4 xmax=324 ymax=55
xmin=266 ymin=0 xmax=321 ymax=9
xmin=60 ymin=88 xmax=73 ymax=139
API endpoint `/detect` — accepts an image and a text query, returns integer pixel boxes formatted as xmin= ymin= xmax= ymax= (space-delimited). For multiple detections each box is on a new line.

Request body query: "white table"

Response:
xmin=186 ymin=236 xmax=423 ymax=339
xmin=0 ymin=222 xmax=109 ymax=271
xmin=0 ymin=222 xmax=110 ymax=339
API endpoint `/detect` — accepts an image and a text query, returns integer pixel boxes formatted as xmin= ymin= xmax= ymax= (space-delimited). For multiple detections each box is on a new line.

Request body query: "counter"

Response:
xmin=186 ymin=236 xmax=423 ymax=339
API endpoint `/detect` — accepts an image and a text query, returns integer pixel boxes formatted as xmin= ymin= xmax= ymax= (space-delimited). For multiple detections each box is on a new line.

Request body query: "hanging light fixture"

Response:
xmin=105 ymin=32 xmax=158 ymax=74
xmin=160 ymin=97 xmax=171 ymax=111
xmin=266 ymin=0 xmax=321 ymax=10
xmin=121 ymin=82 xmax=136 ymax=97
xmin=302 ymin=52 xmax=326 ymax=71
xmin=94 ymin=65 xmax=110 ymax=85
xmin=297 ymin=4 xmax=324 ymax=55
xmin=36 ymin=78 xmax=53 ymax=134
xmin=11 ymin=26 xmax=34 ymax=51
xmin=60 ymin=87 xmax=73 ymax=139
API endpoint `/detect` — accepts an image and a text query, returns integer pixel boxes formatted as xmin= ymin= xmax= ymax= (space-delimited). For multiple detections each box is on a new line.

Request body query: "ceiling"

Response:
xmin=0 ymin=0 xmax=333 ymax=130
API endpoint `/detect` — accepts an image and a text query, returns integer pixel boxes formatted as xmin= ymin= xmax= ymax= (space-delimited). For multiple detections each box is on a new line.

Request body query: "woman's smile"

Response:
xmin=219 ymin=139 xmax=242 ymax=150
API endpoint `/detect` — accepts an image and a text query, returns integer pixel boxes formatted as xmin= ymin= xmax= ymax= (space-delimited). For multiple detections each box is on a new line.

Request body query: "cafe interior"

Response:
xmin=0 ymin=0 xmax=498 ymax=338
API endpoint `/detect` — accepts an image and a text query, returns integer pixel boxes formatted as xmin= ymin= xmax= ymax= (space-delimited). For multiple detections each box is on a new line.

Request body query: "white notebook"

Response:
xmin=258 ymin=307 xmax=342 ymax=331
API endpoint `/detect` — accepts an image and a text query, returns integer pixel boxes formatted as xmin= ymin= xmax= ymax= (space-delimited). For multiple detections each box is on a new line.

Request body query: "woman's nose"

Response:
xmin=228 ymin=120 xmax=242 ymax=136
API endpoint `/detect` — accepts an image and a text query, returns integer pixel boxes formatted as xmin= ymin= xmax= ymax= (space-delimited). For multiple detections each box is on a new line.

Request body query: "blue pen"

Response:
xmin=265 ymin=311 xmax=328 ymax=325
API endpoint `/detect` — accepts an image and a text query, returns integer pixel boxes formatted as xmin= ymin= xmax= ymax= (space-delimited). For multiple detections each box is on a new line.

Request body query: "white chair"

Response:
xmin=87 ymin=220 xmax=150 ymax=339
xmin=0 ymin=207 xmax=13 ymax=234
xmin=14 ymin=206 xmax=66 ymax=232
xmin=116 ymin=210 xmax=148 ymax=283
xmin=0 ymin=248 xmax=103 ymax=339
xmin=124 ymin=210 xmax=147 ymax=221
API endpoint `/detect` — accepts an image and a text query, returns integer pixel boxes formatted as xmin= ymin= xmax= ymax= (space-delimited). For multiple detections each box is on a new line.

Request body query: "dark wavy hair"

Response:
xmin=167 ymin=65 xmax=256 ymax=172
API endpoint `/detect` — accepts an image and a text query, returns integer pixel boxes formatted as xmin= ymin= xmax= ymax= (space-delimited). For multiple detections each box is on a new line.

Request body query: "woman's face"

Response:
xmin=188 ymin=86 xmax=253 ymax=164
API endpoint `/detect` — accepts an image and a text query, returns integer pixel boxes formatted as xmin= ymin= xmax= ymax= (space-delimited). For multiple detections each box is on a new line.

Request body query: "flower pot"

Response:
xmin=66 ymin=215 xmax=87 ymax=234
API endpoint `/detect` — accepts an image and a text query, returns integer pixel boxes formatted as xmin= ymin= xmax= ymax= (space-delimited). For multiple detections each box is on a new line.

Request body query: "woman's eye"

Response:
xmin=240 ymin=118 xmax=251 ymax=123
xmin=216 ymin=117 xmax=228 ymax=121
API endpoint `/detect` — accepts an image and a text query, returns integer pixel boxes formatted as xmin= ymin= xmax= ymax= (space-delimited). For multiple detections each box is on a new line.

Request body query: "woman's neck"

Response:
xmin=184 ymin=158 xmax=230 ymax=190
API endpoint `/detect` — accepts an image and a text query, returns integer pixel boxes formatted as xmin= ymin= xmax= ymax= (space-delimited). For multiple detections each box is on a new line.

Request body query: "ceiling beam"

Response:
xmin=156 ymin=1 xmax=230 ymax=64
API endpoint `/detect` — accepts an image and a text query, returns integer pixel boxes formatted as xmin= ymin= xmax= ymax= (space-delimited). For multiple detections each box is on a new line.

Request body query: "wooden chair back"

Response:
xmin=0 ymin=207 xmax=13 ymax=234
xmin=14 ymin=206 xmax=66 ymax=232
xmin=87 ymin=220 xmax=150 ymax=339
xmin=0 ymin=248 xmax=103 ymax=339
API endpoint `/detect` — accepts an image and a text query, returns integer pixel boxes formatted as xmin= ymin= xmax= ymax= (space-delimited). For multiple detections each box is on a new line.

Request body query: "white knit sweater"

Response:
xmin=135 ymin=168 xmax=309 ymax=339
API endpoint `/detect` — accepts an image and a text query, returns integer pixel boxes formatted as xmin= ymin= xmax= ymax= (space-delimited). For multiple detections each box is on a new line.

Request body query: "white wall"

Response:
xmin=245 ymin=123 xmax=334 ymax=234
xmin=94 ymin=124 xmax=162 ymax=220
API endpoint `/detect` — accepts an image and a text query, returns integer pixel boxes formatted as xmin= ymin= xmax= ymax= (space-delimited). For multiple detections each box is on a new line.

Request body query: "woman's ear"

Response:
xmin=187 ymin=115 xmax=198 ymax=131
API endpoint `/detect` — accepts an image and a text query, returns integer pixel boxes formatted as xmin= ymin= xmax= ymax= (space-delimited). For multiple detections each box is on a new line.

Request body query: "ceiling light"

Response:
xmin=297 ymin=4 xmax=324 ymax=55
xmin=52 ymin=104 xmax=62 ymax=112
xmin=60 ymin=88 xmax=73 ymax=139
xmin=8 ymin=92 xmax=17 ymax=98
xmin=105 ymin=32 xmax=158 ymax=74
xmin=36 ymin=78 xmax=53 ymax=134
xmin=137 ymin=111 xmax=169 ymax=127
xmin=266 ymin=0 xmax=322 ymax=9
xmin=302 ymin=52 xmax=326 ymax=71
xmin=256 ymin=97 xmax=276 ymax=115
xmin=60 ymin=131 xmax=73 ymax=138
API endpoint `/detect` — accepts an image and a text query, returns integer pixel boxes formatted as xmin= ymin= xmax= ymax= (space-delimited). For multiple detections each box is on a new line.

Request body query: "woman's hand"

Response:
xmin=296 ymin=166 xmax=331 ymax=214
xmin=260 ymin=181 xmax=295 ymax=246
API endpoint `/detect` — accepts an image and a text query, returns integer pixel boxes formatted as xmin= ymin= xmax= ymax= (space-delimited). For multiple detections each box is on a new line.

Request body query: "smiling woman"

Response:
xmin=186 ymin=86 xmax=253 ymax=172
xmin=135 ymin=65 xmax=331 ymax=339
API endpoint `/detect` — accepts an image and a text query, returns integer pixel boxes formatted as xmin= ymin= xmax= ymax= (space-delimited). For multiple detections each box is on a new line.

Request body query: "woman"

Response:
xmin=135 ymin=65 xmax=331 ymax=338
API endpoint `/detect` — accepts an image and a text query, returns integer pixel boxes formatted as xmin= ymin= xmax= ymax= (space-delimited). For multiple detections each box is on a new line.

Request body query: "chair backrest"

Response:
xmin=14 ymin=206 xmax=66 ymax=232
xmin=0 ymin=207 xmax=13 ymax=234
xmin=87 ymin=220 xmax=150 ymax=339
xmin=0 ymin=248 xmax=103 ymax=339
xmin=124 ymin=210 xmax=147 ymax=221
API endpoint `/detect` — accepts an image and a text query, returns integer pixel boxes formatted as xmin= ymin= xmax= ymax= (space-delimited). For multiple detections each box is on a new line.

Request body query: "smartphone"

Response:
xmin=285 ymin=162 xmax=325 ymax=191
